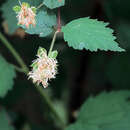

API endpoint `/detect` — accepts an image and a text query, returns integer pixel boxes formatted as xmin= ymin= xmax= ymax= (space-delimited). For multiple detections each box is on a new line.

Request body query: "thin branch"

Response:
xmin=12 ymin=64 xmax=26 ymax=73
xmin=37 ymin=3 xmax=44 ymax=9
xmin=36 ymin=86 xmax=66 ymax=129
xmin=0 ymin=32 xmax=29 ymax=73
xmin=18 ymin=0 xmax=22 ymax=5
xmin=48 ymin=31 xmax=59 ymax=56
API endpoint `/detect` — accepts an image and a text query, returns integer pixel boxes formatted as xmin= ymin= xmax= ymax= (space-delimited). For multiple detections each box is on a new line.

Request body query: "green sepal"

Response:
xmin=48 ymin=50 xmax=58 ymax=59
xmin=22 ymin=2 xmax=30 ymax=8
xmin=31 ymin=7 xmax=37 ymax=14
xmin=37 ymin=47 xmax=47 ymax=57
xmin=13 ymin=5 xmax=21 ymax=13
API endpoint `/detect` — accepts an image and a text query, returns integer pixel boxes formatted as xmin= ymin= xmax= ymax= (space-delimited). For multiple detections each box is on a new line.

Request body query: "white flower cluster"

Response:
xmin=16 ymin=3 xmax=36 ymax=28
xmin=28 ymin=49 xmax=57 ymax=88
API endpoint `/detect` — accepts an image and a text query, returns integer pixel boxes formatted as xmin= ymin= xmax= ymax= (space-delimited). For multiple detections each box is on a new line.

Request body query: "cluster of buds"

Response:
xmin=28 ymin=47 xmax=58 ymax=88
xmin=13 ymin=2 xmax=36 ymax=28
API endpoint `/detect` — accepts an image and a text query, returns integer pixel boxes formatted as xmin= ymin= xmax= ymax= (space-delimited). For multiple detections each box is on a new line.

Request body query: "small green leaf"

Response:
xmin=62 ymin=17 xmax=125 ymax=52
xmin=37 ymin=47 xmax=47 ymax=56
xmin=43 ymin=0 xmax=65 ymax=9
xmin=31 ymin=7 xmax=37 ymax=13
xmin=0 ymin=55 xmax=16 ymax=98
xmin=13 ymin=5 xmax=21 ymax=13
xmin=22 ymin=2 xmax=30 ymax=7
xmin=48 ymin=50 xmax=58 ymax=59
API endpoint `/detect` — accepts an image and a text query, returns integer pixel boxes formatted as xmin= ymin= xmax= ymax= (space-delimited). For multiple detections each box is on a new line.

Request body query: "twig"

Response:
xmin=0 ymin=32 xmax=28 ymax=73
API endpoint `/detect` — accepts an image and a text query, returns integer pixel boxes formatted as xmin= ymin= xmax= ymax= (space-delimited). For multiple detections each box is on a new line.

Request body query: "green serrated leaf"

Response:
xmin=13 ymin=5 xmax=21 ymax=13
xmin=48 ymin=50 xmax=58 ymax=59
xmin=62 ymin=17 xmax=125 ymax=52
xmin=66 ymin=91 xmax=130 ymax=130
xmin=22 ymin=10 xmax=56 ymax=37
xmin=43 ymin=0 xmax=65 ymax=9
xmin=0 ymin=109 xmax=15 ymax=130
xmin=0 ymin=55 xmax=16 ymax=98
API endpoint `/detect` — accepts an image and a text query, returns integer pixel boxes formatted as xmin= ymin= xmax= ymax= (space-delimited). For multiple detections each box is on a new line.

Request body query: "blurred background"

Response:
xmin=0 ymin=0 xmax=130 ymax=129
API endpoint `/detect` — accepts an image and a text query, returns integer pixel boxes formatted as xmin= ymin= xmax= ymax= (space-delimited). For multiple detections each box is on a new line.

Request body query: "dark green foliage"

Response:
xmin=0 ymin=56 xmax=16 ymax=98
xmin=0 ymin=0 xmax=130 ymax=130
xmin=66 ymin=91 xmax=130 ymax=130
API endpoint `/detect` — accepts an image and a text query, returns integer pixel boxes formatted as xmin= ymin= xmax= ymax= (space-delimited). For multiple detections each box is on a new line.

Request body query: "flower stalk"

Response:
xmin=48 ymin=31 xmax=59 ymax=56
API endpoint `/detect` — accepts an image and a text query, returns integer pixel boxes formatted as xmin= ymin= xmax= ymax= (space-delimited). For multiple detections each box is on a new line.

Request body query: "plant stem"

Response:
xmin=12 ymin=64 xmax=27 ymax=73
xmin=37 ymin=3 xmax=44 ymax=9
xmin=36 ymin=86 xmax=66 ymax=129
xmin=48 ymin=31 xmax=59 ymax=56
xmin=18 ymin=0 xmax=22 ymax=5
xmin=48 ymin=8 xmax=62 ymax=56
xmin=0 ymin=32 xmax=29 ymax=73
xmin=0 ymin=31 xmax=66 ymax=129
xmin=57 ymin=8 xmax=61 ymax=32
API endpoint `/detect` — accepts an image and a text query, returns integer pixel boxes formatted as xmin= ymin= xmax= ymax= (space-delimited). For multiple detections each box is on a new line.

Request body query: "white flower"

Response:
xmin=28 ymin=49 xmax=58 ymax=88
xmin=16 ymin=3 xmax=36 ymax=28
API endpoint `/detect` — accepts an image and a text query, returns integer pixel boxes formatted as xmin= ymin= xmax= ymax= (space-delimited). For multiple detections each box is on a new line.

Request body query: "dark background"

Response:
xmin=0 ymin=0 xmax=130 ymax=129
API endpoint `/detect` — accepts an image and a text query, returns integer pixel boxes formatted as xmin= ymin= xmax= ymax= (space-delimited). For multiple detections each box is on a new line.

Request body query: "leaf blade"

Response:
xmin=43 ymin=0 xmax=65 ymax=9
xmin=62 ymin=17 xmax=125 ymax=52
xmin=0 ymin=56 xmax=16 ymax=97
xmin=65 ymin=91 xmax=130 ymax=130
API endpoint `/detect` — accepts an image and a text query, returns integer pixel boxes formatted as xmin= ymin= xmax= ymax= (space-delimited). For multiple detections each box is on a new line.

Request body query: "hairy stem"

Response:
xmin=0 ymin=31 xmax=66 ymax=129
